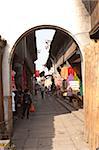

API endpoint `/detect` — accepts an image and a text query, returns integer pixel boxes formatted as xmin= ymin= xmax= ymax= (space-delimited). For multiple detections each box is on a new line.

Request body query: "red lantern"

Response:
xmin=35 ymin=70 xmax=40 ymax=77
xmin=68 ymin=67 xmax=74 ymax=76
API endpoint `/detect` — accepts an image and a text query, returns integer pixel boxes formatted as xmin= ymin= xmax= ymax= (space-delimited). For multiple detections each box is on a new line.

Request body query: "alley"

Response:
xmin=12 ymin=93 xmax=89 ymax=150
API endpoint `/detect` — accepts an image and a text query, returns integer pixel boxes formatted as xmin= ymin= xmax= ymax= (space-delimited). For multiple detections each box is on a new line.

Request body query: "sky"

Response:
xmin=35 ymin=29 xmax=56 ymax=73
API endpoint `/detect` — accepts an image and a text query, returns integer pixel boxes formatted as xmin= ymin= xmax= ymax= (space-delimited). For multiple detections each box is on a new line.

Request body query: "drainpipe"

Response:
xmin=0 ymin=36 xmax=7 ymax=136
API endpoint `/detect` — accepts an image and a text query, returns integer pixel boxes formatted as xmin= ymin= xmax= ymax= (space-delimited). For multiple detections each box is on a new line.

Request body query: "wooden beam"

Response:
xmin=63 ymin=42 xmax=77 ymax=61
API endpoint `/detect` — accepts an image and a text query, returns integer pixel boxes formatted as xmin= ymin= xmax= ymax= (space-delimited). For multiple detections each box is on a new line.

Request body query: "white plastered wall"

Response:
xmin=0 ymin=0 xmax=91 ymax=120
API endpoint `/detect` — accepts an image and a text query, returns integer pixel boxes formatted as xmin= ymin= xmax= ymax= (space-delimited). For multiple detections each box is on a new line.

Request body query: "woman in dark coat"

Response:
xmin=22 ymin=89 xmax=32 ymax=119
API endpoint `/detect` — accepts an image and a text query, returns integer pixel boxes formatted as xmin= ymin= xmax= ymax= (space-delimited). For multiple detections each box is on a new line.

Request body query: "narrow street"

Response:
xmin=12 ymin=93 xmax=89 ymax=150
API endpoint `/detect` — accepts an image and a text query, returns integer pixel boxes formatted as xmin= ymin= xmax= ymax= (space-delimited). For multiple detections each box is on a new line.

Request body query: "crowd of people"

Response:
xmin=11 ymin=75 xmax=82 ymax=120
xmin=12 ymin=88 xmax=33 ymax=119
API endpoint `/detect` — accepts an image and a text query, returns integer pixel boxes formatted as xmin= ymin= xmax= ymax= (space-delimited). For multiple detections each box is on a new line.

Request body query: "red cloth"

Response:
xmin=35 ymin=70 xmax=40 ymax=77
xmin=68 ymin=67 xmax=74 ymax=76
xmin=11 ymin=70 xmax=16 ymax=90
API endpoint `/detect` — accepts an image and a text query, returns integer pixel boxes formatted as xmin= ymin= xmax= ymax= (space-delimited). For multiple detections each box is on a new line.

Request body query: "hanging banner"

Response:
xmin=61 ymin=66 xmax=68 ymax=79
xmin=11 ymin=70 xmax=16 ymax=91
xmin=69 ymin=81 xmax=80 ymax=91
xmin=67 ymin=73 xmax=74 ymax=81
xmin=68 ymin=67 xmax=74 ymax=76
xmin=74 ymin=72 xmax=80 ymax=82
xmin=35 ymin=70 xmax=40 ymax=77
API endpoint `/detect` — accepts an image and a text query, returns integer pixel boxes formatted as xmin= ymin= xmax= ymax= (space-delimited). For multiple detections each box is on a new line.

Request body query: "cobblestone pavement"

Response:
xmin=12 ymin=92 xmax=89 ymax=150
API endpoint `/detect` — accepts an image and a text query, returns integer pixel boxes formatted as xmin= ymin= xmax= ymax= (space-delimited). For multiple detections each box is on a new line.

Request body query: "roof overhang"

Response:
xmin=49 ymin=30 xmax=72 ymax=61
xmin=46 ymin=29 xmax=73 ymax=70
xmin=90 ymin=22 xmax=99 ymax=39
xmin=26 ymin=30 xmax=37 ymax=62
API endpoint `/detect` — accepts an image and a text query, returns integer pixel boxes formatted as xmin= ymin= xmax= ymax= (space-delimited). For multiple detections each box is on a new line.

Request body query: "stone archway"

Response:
xmin=9 ymin=24 xmax=84 ymax=97
xmin=10 ymin=24 xmax=84 ymax=94
xmin=10 ymin=25 xmax=84 ymax=58
xmin=2 ymin=24 xmax=85 ymax=141
xmin=6 ymin=25 xmax=99 ymax=150
xmin=10 ymin=25 xmax=84 ymax=103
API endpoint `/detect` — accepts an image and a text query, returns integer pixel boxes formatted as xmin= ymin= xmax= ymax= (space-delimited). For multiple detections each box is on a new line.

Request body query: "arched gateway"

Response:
xmin=0 ymin=1 xmax=99 ymax=150
xmin=2 ymin=23 xmax=99 ymax=150
xmin=2 ymin=24 xmax=85 ymax=143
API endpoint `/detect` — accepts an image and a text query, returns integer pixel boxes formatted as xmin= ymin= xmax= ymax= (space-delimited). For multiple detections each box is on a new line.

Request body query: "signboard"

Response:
xmin=69 ymin=81 xmax=80 ymax=91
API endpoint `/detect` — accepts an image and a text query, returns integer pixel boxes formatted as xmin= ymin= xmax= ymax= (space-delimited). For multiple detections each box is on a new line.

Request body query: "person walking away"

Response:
xmin=13 ymin=89 xmax=19 ymax=116
xmin=22 ymin=89 xmax=32 ymax=119
xmin=35 ymin=84 xmax=38 ymax=95
xmin=12 ymin=91 xmax=16 ymax=115
xmin=67 ymin=86 xmax=73 ymax=102
xmin=40 ymin=84 xmax=45 ymax=99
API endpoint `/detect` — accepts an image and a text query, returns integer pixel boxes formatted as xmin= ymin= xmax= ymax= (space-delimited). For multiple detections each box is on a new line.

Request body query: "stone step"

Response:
xmin=56 ymin=98 xmax=84 ymax=122
xmin=72 ymin=109 xmax=84 ymax=122
xmin=56 ymin=98 xmax=76 ymax=112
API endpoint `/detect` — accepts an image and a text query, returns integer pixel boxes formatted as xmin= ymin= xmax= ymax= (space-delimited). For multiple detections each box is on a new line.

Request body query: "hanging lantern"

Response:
xmin=35 ymin=70 xmax=40 ymax=77
xmin=68 ymin=67 xmax=74 ymax=76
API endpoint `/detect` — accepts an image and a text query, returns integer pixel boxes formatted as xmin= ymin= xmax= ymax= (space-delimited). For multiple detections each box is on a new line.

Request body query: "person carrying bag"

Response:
xmin=29 ymin=103 xmax=35 ymax=112
xmin=21 ymin=89 xmax=32 ymax=119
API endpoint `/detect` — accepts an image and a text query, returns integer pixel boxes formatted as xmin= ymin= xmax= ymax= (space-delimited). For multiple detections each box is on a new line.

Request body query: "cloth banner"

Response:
xmin=35 ymin=70 xmax=40 ymax=77
xmin=61 ymin=66 xmax=68 ymax=79
xmin=67 ymin=73 xmax=74 ymax=81
xmin=68 ymin=67 xmax=74 ymax=76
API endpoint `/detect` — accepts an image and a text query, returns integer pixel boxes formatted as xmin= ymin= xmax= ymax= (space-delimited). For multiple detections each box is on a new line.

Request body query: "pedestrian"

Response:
xmin=14 ymin=88 xmax=23 ymax=118
xmin=21 ymin=89 xmax=32 ymax=119
xmin=67 ymin=86 xmax=73 ymax=102
xmin=35 ymin=84 xmax=38 ymax=95
xmin=12 ymin=91 xmax=16 ymax=114
xmin=40 ymin=84 xmax=45 ymax=99
xmin=13 ymin=89 xmax=18 ymax=116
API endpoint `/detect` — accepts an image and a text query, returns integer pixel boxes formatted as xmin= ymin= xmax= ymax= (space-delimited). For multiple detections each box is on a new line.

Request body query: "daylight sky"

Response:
xmin=35 ymin=29 xmax=56 ymax=73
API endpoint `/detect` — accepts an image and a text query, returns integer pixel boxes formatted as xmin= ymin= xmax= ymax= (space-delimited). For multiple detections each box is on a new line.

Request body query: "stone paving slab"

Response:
xmin=12 ymin=93 xmax=89 ymax=150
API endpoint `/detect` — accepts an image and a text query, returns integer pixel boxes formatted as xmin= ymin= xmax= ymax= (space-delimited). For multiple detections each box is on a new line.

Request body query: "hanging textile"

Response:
xmin=74 ymin=72 xmax=80 ymax=82
xmin=35 ymin=70 xmax=40 ymax=77
xmin=11 ymin=70 xmax=16 ymax=91
xmin=61 ymin=66 xmax=68 ymax=79
xmin=68 ymin=67 xmax=74 ymax=76
xmin=67 ymin=73 xmax=74 ymax=81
